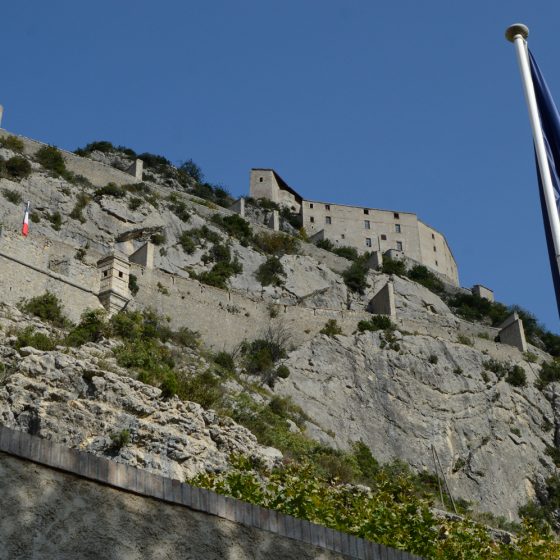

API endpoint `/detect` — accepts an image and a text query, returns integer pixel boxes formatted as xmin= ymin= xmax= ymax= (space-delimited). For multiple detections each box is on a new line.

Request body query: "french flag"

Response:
xmin=22 ymin=201 xmax=30 ymax=237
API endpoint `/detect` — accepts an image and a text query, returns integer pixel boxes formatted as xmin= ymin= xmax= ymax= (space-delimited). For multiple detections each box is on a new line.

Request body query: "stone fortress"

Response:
xmin=249 ymin=168 xmax=459 ymax=286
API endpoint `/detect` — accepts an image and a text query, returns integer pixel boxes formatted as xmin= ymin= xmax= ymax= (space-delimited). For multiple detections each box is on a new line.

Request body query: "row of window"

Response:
xmin=311 ymin=216 xmax=402 ymax=234
xmin=364 ymin=238 xmax=403 ymax=251
xmin=308 ymin=202 xmax=400 ymax=220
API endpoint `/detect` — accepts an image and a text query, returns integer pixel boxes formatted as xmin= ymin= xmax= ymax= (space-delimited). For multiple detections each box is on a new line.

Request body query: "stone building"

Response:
xmin=250 ymin=168 xmax=459 ymax=286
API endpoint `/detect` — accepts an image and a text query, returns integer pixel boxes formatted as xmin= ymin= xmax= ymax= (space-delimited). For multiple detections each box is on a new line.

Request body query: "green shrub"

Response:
xmin=69 ymin=193 xmax=91 ymax=223
xmin=315 ymin=239 xmax=359 ymax=261
xmin=1 ymin=188 xmax=22 ymax=205
xmin=214 ymin=351 xmax=235 ymax=371
xmin=128 ymin=197 xmax=143 ymax=211
xmin=506 ymin=365 xmax=527 ymax=388
xmin=536 ymin=360 xmax=560 ymax=390
xmin=128 ymin=274 xmax=139 ymax=296
xmin=14 ymin=327 xmax=60 ymax=351
xmin=457 ymin=334 xmax=473 ymax=346
xmin=276 ymin=364 xmax=290 ymax=379
xmin=178 ymin=232 xmax=197 ymax=254
xmin=5 ymin=156 xmax=31 ymax=179
xmin=407 ymin=265 xmax=444 ymax=294
xmin=524 ymin=351 xmax=538 ymax=363
xmin=211 ymin=213 xmax=253 ymax=245
xmin=36 ymin=145 xmax=66 ymax=175
xmin=171 ymin=326 xmax=200 ymax=348
xmin=179 ymin=159 xmax=204 ymax=183
xmin=428 ymin=354 xmax=438 ymax=365
xmin=48 ymin=211 xmax=62 ymax=231
xmin=320 ymin=319 xmax=343 ymax=337
xmin=96 ymin=182 xmax=126 ymax=198
xmin=253 ymin=232 xmax=299 ymax=256
xmin=169 ymin=200 xmax=190 ymax=222
xmin=177 ymin=370 xmax=223 ymax=409
xmin=150 ymin=232 xmax=166 ymax=246
xmin=110 ymin=429 xmax=131 ymax=450
xmin=357 ymin=315 xmax=395 ymax=332
xmin=160 ymin=372 xmax=179 ymax=398
xmin=75 ymin=141 xmax=136 ymax=157
xmin=483 ymin=359 xmax=509 ymax=378
xmin=342 ymin=259 xmax=369 ymax=294
xmin=65 ymin=309 xmax=108 ymax=347
xmin=0 ymin=135 xmax=25 ymax=152
xmin=30 ymin=212 xmax=41 ymax=223
xmin=196 ymin=259 xmax=242 ymax=289
xmin=255 ymin=256 xmax=286 ymax=287
xmin=20 ymin=292 xmax=68 ymax=327
xmin=381 ymin=255 xmax=407 ymax=276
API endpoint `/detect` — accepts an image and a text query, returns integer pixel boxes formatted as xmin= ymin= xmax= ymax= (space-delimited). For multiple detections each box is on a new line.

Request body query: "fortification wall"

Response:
xmin=132 ymin=264 xmax=368 ymax=350
xmin=0 ymin=230 xmax=102 ymax=321
xmin=0 ymin=129 xmax=138 ymax=188
xmin=0 ymin=427 xmax=422 ymax=560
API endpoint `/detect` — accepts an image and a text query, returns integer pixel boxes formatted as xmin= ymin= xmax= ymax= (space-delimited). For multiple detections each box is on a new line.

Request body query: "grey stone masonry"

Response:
xmin=0 ymin=425 xmax=424 ymax=560
xmin=129 ymin=242 xmax=154 ymax=269
xmin=126 ymin=158 xmax=144 ymax=181
xmin=268 ymin=209 xmax=280 ymax=231
xmin=472 ymin=284 xmax=494 ymax=302
xmin=368 ymin=283 xmax=396 ymax=317
xmin=97 ymin=253 xmax=131 ymax=314
xmin=229 ymin=197 xmax=246 ymax=218
xmin=498 ymin=313 xmax=527 ymax=353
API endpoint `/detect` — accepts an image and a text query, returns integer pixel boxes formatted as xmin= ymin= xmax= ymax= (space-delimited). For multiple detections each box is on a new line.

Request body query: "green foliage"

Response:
xmin=150 ymin=232 xmax=166 ymax=246
xmin=96 ymin=182 xmax=126 ymax=198
xmin=128 ymin=274 xmax=139 ymax=296
xmin=69 ymin=193 xmax=91 ymax=223
xmin=214 ymin=351 xmax=235 ymax=372
xmin=342 ymin=258 xmax=369 ymax=294
xmin=138 ymin=151 xmax=171 ymax=171
xmin=110 ymin=429 xmax=131 ymax=450
xmin=506 ymin=365 xmax=527 ymax=388
xmin=114 ymin=338 xmax=175 ymax=382
xmin=0 ymin=135 xmax=25 ymax=152
xmin=1 ymin=188 xmax=22 ymax=205
xmin=315 ymin=239 xmax=359 ymax=261
xmin=211 ymin=213 xmax=253 ymax=245
xmin=74 ymin=141 xmax=136 ymax=157
xmin=179 ymin=159 xmax=204 ymax=183
xmin=457 ymin=334 xmax=473 ymax=346
xmin=14 ymin=326 xmax=60 ymax=351
xmin=428 ymin=354 xmax=438 ymax=365
xmin=128 ymin=197 xmax=143 ymax=211
xmin=178 ymin=226 xmax=220 ymax=253
xmin=536 ymin=360 xmax=560 ymax=390
xmin=195 ymin=242 xmax=242 ymax=289
xmin=47 ymin=211 xmax=62 ymax=231
xmin=381 ymin=255 xmax=407 ymax=276
xmin=320 ymin=319 xmax=343 ymax=337
xmin=358 ymin=315 xmax=395 ymax=333
xmin=5 ymin=156 xmax=31 ymax=179
xmin=20 ymin=292 xmax=68 ymax=327
xmin=276 ymin=364 xmax=290 ymax=379
xmin=191 ymin=182 xmax=233 ymax=208
xmin=160 ymin=372 xmax=179 ymax=399
xmin=407 ymin=265 xmax=444 ymax=294
xmin=169 ymin=199 xmax=190 ymax=222
xmin=280 ymin=207 xmax=302 ymax=229
xmin=65 ymin=309 xmax=108 ymax=347
xmin=483 ymin=359 xmax=509 ymax=378
xmin=35 ymin=145 xmax=66 ymax=175
xmin=253 ymin=232 xmax=299 ymax=256
xmin=524 ymin=351 xmax=538 ymax=363
xmin=255 ymin=256 xmax=286 ymax=287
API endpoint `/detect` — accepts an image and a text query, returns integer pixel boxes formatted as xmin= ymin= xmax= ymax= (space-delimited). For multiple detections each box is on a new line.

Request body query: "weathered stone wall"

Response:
xmin=0 ymin=427 xmax=423 ymax=560
xmin=0 ymin=129 xmax=138 ymax=188
xmin=0 ymin=230 xmax=102 ymax=321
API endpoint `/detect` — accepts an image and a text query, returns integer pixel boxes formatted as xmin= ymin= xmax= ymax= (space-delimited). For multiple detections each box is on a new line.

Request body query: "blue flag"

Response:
xmin=529 ymin=50 xmax=560 ymax=318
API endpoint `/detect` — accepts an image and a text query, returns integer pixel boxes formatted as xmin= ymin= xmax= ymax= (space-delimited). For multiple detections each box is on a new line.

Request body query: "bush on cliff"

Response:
xmin=4 ymin=156 xmax=31 ymax=179
xmin=211 ymin=214 xmax=253 ymax=245
xmin=20 ymin=292 xmax=69 ymax=328
xmin=36 ymin=145 xmax=67 ymax=176
xmin=342 ymin=257 xmax=369 ymax=294
xmin=0 ymin=135 xmax=25 ymax=153
xmin=254 ymin=256 xmax=286 ymax=287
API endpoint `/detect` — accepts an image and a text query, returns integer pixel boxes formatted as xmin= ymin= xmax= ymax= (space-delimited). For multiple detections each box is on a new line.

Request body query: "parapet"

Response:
xmin=472 ymin=284 xmax=494 ymax=302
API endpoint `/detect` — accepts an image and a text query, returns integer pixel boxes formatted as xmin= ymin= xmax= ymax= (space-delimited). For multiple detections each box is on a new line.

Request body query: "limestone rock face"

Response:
xmin=0 ymin=343 xmax=281 ymax=482
xmin=274 ymin=331 xmax=555 ymax=520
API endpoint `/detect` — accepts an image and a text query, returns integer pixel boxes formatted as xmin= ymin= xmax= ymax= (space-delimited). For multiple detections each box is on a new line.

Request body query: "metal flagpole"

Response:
xmin=506 ymin=24 xmax=560 ymax=275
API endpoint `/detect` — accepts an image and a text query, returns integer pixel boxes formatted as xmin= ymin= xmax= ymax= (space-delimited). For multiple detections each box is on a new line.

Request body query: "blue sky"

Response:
xmin=2 ymin=1 xmax=560 ymax=330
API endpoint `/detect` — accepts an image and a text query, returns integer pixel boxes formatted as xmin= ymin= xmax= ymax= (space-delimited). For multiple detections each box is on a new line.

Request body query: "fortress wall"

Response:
xmin=0 ymin=129 xmax=137 ymax=188
xmin=0 ymin=231 xmax=102 ymax=321
xmin=0 ymin=426 xmax=423 ymax=560
xmin=131 ymin=265 xmax=369 ymax=350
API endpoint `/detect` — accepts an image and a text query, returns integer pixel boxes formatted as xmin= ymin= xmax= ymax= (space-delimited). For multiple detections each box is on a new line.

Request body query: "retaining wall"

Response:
xmin=0 ymin=425 xmax=423 ymax=560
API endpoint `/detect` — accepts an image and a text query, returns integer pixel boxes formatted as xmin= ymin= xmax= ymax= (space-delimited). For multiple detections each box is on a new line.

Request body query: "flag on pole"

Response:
xmin=22 ymin=201 xmax=30 ymax=237
xmin=528 ymin=51 xmax=560 ymax=316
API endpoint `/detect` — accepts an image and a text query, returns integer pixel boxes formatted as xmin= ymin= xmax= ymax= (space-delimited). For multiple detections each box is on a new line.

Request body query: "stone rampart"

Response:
xmin=0 ymin=425 xmax=423 ymax=560
xmin=0 ymin=129 xmax=138 ymax=188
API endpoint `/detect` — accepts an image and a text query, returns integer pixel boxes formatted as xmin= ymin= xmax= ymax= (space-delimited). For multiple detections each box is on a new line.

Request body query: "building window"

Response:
xmin=365 ymin=238 xmax=372 ymax=247
xmin=259 ymin=177 xmax=263 ymax=183
xmin=119 ymin=271 xmax=123 ymax=278
xmin=364 ymin=208 xmax=369 ymax=215
xmin=433 ymin=246 xmax=437 ymax=252
xmin=310 ymin=217 xmax=315 ymax=223
xmin=395 ymin=224 xmax=401 ymax=233
xmin=103 ymin=271 xmax=108 ymax=277
xmin=325 ymin=204 xmax=330 ymax=210
xmin=325 ymin=216 xmax=332 ymax=224
xmin=394 ymin=212 xmax=400 ymax=219
xmin=431 ymin=233 xmax=435 ymax=239
xmin=309 ymin=203 xmax=314 ymax=209
xmin=341 ymin=234 xmax=345 ymax=239
xmin=396 ymin=241 xmax=403 ymax=251
xmin=381 ymin=234 xmax=387 ymax=241
xmin=364 ymin=220 xmax=370 ymax=229
xmin=435 ymin=260 xmax=439 ymax=266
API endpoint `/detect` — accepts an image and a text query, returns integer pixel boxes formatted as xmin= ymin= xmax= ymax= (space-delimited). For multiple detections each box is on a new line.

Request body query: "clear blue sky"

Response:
xmin=2 ymin=1 xmax=560 ymax=330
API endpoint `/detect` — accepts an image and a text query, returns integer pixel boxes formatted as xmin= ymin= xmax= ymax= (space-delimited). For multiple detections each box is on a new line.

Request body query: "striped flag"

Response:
xmin=22 ymin=201 xmax=30 ymax=237
xmin=528 ymin=51 xmax=560 ymax=317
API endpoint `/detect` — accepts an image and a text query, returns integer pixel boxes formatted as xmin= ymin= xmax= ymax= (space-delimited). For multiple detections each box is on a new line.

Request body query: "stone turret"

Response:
xmin=97 ymin=253 xmax=131 ymax=314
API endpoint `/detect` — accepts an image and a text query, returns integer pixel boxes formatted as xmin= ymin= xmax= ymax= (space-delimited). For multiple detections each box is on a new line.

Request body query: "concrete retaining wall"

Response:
xmin=0 ymin=425 xmax=423 ymax=560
